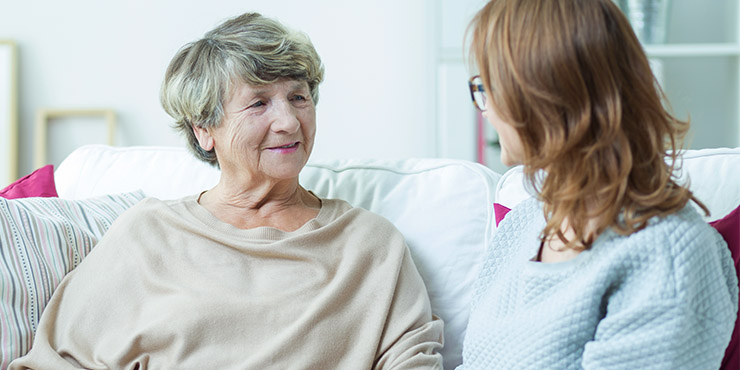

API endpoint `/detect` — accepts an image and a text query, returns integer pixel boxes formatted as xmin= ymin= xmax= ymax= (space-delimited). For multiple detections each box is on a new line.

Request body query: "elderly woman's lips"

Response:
xmin=267 ymin=142 xmax=300 ymax=152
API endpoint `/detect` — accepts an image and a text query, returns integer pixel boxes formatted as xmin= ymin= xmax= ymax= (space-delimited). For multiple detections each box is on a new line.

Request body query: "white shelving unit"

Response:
xmin=434 ymin=0 xmax=511 ymax=172
xmin=645 ymin=43 xmax=740 ymax=57
xmin=435 ymin=0 xmax=740 ymax=174
xmin=636 ymin=0 xmax=740 ymax=149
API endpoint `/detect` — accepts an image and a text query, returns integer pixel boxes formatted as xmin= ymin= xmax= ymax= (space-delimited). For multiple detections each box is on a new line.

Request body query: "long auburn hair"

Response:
xmin=468 ymin=0 xmax=707 ymax=249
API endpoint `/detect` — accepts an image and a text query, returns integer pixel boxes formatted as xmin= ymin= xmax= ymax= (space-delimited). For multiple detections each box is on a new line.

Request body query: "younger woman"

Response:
xmin=460 ymin=0 xmax=738 ymax=368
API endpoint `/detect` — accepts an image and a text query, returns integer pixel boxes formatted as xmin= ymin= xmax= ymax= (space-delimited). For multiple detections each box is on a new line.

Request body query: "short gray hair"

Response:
xmin=160 ymin=13 xmax=325 ymax=166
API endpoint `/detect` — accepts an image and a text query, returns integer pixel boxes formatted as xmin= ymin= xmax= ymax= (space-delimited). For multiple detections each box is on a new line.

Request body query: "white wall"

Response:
xmin=7 ymin=0 xmax=727 ymax=181
xmin=434 ymin=0 xmax=508 ymax=173
xmin=658 ymin=0 xmax=739 ymax=149
xmin=1 ymin=0 xmax=461 ymax=176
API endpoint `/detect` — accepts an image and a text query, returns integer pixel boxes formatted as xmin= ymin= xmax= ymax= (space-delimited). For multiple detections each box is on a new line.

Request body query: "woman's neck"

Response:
xmin=537 ymin=217 xmax=598 ymax=263
xmin=538 ymin=233 xmax=584 ymax=263
xmin=198 ymin=178 xmax=321 ymax=231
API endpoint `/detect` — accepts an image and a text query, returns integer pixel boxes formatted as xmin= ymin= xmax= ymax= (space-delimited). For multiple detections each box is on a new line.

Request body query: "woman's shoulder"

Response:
xmin=112 ymin=194 xmax=199 ymax=228
xmin=320 ymin=197 xmax=398 ymax=229
xmin=597 ymin=204 xmax=733 ymax=301
xmin=113 ymin=196 xmax=161 ymax=220
xmin=640 ymin=203 xmax=724 ymax=257
xmin=598 ymin=204 xmax=737 ymax=340
xmin=318 ymin=197 xmax=409 ymax=250
xmin=502 ymin=197 xmax=544 ymax=224
xmin=653 ymin=204 xmax=733 ymax=287
xmin=600 ymin=205 xmax=723 ymax=265
xmin=595 ymin=204 xmax=719 ymax=253
xmin=123 ymin=195 xmax=185 ymax=210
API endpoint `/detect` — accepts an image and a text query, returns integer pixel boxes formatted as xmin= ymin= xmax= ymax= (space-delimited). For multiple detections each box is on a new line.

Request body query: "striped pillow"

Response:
xmin=0 ymin=190 xmax=145 ymax=368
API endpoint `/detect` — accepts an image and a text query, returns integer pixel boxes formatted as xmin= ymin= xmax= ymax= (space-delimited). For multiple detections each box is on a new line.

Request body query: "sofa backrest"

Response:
xmin=54 ymin=144 xmax=501 ymax=369
xmin=495 ymin=147 xmax=740 ymax=222
xmin=54 ymin=144 xmax=740 ymax=368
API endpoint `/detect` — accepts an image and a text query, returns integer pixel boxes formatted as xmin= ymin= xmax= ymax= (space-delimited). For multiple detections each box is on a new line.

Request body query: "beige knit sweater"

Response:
xmin=10 ymin=196 xmax=444 ymax=370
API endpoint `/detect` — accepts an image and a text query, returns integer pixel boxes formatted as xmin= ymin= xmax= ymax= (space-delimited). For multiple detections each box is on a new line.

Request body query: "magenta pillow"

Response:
xmin=493 ymin=203 xmax=511 ymax=227
xmin=0 ymin=165 xmax=58 ymax=199
xmin=709 ymin=204 xmax=740 ymax=370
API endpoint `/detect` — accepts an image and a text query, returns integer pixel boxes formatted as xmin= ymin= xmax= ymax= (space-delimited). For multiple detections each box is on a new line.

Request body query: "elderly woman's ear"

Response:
xmin=193 ymin=125 xmax=215 ymax=151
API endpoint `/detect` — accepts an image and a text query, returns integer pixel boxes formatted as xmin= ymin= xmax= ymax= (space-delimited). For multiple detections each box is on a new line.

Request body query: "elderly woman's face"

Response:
xmin=210 ymin=79 xmax=316 ymax=181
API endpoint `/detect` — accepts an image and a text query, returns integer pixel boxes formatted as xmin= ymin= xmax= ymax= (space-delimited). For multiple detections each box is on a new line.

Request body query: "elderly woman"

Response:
xmin=458 ymin=0 xmax=737 ymax=369
xmin=10 ymin=13 xmax=443 ymax=370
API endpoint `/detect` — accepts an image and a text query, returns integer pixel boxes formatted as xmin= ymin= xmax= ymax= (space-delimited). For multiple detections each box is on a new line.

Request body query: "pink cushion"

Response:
xmin=0 ymin=165 xmax=58 ymax=199
xmin=493 ymin=203 xmax=511 ymax=227
xmin=709 ymin=205 xmax=740 ymax=370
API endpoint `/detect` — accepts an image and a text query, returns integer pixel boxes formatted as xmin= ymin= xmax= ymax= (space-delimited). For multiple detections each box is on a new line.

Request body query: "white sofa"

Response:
xmin=7 ymin=144 xmax=739 ymax=369
xmin=54 ymin=145 xmax=501 ymax=370
xmin=495 ymin=147 xmax=740 ymax=222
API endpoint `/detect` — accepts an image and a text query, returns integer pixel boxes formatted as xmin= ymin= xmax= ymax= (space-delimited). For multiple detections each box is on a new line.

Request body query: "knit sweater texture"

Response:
xmin=10 ymin=196 xmax=444 ymax=370
xmin=458 ymin=198 xmax=738 ymax=370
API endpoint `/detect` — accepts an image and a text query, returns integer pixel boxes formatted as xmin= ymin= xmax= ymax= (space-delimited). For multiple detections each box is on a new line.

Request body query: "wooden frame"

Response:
xmin=0 ymin=40 xmax=18 ymax=186
xmin=34 ymin=109 xmax=116 ymax=168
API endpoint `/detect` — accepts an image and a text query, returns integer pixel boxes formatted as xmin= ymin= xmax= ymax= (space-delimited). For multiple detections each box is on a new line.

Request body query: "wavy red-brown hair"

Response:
xmin=468 ymin=0 xmax=706 ymax=248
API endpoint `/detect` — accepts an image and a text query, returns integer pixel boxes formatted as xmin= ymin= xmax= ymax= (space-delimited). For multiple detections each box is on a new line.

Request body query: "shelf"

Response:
xmin=441 ymin=44 xmax=740 ymax=63
xmin=645 ymin=43 xmax=740 ymax=58
xmin=439 ymin=48 xmax=466 ymax=63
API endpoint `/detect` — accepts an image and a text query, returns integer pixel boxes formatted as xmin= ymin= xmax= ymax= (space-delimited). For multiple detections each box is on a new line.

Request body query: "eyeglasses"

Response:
xmin=468 ymin=75 xmax=487 ymax=111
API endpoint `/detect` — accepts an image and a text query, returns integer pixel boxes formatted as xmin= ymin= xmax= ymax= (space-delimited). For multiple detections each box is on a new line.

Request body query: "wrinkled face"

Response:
xmin=482 ymin=100 xmax=524 ymax=167
xmin=198 ymin=79 xmax=316 ymax=183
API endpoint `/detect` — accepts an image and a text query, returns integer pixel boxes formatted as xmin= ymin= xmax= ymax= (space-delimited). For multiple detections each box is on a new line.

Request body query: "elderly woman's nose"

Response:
xmin=270 ymin=102 xmax=301 ymax=132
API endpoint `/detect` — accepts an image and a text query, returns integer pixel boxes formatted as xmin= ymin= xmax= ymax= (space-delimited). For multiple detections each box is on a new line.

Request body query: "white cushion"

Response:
xmin=54 ymin=144 xmax=502 ymax=369
xmin=55 ymin=145 xmax=221 ymax=200
xmin=494 ymin=165 xmax=533 ymax=211
xmin=679 ymin=147 xmax=740 ymax=221
xmin=495 ymin=147 xmax=740 ymax=222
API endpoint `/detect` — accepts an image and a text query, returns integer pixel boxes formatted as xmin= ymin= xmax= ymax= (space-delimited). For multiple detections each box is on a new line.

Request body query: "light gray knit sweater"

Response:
xmin=458 ymin=198 xmax=738 ymax=370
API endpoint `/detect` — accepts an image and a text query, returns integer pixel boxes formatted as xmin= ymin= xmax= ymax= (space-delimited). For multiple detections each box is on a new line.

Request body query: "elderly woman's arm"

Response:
xmin=374 ymin=247 xmax=445 ymax=369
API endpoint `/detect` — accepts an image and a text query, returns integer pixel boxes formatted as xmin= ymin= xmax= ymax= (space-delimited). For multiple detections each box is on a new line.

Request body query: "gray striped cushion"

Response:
xmin=0 ymin=190 xmax=145 ymax=368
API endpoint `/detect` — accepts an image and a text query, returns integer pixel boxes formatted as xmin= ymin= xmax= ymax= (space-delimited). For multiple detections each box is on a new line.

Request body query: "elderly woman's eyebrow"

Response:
xmin=289 ymin=81 xmax=309 ymax=92
xmin=248 ymin=82 xmax=307 ymax=96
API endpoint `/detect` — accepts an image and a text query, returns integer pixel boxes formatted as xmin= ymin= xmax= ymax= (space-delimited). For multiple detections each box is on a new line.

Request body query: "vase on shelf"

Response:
xmin=614 ymin=0 xmax=671 ymax=45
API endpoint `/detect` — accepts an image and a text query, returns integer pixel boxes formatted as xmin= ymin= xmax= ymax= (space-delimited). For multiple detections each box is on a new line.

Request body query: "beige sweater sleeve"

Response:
xmin=374 ymin=247 xmax=444 ymax=369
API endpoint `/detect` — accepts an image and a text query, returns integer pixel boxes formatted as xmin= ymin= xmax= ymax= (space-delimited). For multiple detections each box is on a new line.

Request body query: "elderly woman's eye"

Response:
xmin=249 ymin=101 xmax=266 ymax=108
